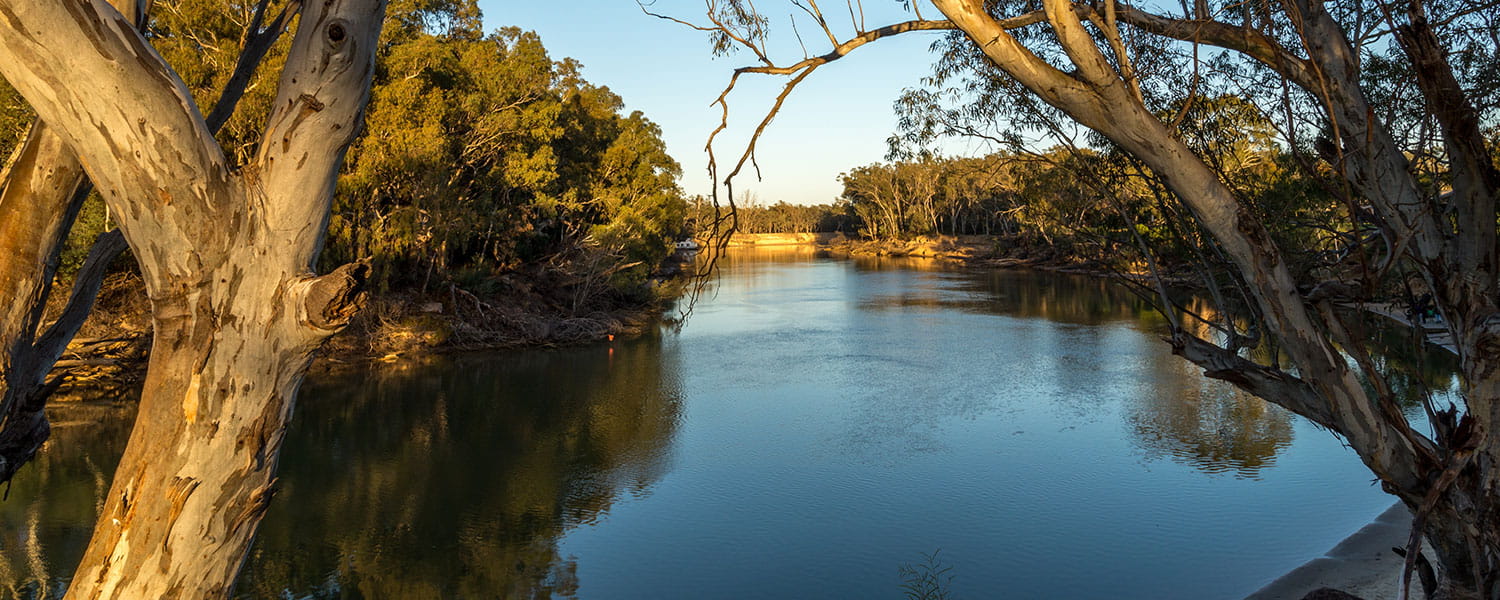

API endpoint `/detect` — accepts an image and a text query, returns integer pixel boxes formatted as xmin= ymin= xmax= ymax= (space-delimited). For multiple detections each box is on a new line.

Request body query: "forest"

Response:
xmin=0 ymin=0 xmax=690 ymax=332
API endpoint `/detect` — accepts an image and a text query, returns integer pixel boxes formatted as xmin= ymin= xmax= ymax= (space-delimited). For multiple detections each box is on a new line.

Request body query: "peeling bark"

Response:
xmin=0 ymin=0 xmax=306 ymax=486
xmin=0 ymin=0 xmax=384 ymax=596
xmin=0 ymin=0 xmax=144 ymax=486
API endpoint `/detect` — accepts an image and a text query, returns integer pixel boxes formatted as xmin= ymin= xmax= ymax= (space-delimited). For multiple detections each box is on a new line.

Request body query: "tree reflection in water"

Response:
xmin=0 ymin=253 xmax=1461 ymax=598
xmin=0 ymin=401 xmax=134 ymax=600
xmin=236 ymin=340 xmax=682 ymax=599
xmin=0 ymin=337 xmax=680 ymax=600
xmin=1127 ymin=360 xmax=1296 ymax=478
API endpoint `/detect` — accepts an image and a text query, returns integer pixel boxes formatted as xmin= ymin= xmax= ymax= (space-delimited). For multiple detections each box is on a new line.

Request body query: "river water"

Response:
xmin=1 ymin=247 xmax=1452 ymax=599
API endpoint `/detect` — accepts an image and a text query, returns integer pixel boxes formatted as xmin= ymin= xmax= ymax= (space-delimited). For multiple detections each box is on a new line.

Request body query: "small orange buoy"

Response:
xmin=607 ymin=334 xmax=615 ymax=341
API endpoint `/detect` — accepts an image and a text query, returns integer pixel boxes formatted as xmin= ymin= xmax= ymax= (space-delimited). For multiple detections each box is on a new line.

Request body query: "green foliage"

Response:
xmin=726 ymin=196 xmax=858 ymax=234
xmin=839 ymin=155 xmax=1022 ymax=238
xmin=0 ymin=79 xmax=32 ymax=160
xmin=148 ymin=0 xmax=292 ymax=160
xmin=327 ymin=9 xmax=688 ymax=295
xmin=838 ymin=107 xmax=1345 ymax=276
xmin=57 ymin=195 xmax=113 ymax=277
xmin=1 ymin=0 xmax=687 ymax=305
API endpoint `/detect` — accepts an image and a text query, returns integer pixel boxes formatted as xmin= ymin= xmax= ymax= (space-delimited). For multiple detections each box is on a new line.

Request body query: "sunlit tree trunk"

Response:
xmin=0 ymin=0 xmax=384 ymax=596
xmin=0 ymin=122 xmax=93 ymax=481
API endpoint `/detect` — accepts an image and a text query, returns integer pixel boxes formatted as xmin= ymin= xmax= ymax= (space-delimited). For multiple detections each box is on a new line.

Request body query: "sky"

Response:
xmin=481 ymin=1 xmax=989 ymax=206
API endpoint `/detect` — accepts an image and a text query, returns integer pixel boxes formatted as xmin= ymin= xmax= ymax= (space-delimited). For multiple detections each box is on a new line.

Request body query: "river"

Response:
xmin=0 ymin=247 xmax=1453 ymax=599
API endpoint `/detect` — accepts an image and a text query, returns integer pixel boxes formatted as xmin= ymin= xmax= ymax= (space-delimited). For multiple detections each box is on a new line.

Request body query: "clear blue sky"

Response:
xmin=480 ymin=1 xmax=986 ymax=205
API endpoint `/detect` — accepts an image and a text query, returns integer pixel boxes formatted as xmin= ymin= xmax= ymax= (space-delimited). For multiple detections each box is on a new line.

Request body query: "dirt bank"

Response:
xmin=723 ymin=231 xmax=1121 ymax=274
xmin=47 ymin=261 xmax=687 ymax=399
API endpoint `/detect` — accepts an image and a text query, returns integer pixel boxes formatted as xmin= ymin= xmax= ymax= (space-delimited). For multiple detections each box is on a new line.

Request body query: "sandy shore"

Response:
xmin=1245 ymin=502 xmax=1419 ymax=600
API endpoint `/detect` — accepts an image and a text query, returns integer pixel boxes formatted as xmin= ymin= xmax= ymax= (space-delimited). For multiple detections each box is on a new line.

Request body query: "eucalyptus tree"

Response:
xmin=329 ymin=13 xmax=688 ymax=293
xmin=0 ymin=0 xmax=385 ymax=597
xmin=658 ymin=0 xmax=1500 ymax=596
xmin=0 ymin=0 xmax=299 ymax=488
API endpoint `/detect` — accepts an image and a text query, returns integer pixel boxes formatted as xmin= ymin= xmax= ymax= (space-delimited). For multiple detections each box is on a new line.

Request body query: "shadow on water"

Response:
xmin=0 ymin=334 xmax=681 ymax=600
xmin=0 ymin=402 xmax=135 ymax=599
xmin=234 ymin=337 xmax=683 ymax=599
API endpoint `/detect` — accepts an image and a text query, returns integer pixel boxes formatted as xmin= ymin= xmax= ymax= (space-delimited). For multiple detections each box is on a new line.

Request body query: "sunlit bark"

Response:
xmin=0 ymin=0 xmax=383 ymax=596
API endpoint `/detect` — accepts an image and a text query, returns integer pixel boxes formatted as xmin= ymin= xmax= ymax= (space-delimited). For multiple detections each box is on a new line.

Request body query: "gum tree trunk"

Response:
xmin=0 ymin=122 xmax=92 ymax=480
xmin=0 ymin=0 xmax=144 ymax=485
xmin=0 ymin=0 xmax=385 ymax=596
xmin=0 ymin=0 xmax=297 ymax=486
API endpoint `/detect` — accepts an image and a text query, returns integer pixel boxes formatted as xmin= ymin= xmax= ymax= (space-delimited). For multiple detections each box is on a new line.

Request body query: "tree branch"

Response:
xmin=204 ymin=0 xmax=304 ymax=132
xmin=735 ymin=19 xmax=961 ymax=75
xmin=1108 ymin=5 xmax=1319 ymax=90
xmin=33 ymin=229 xmax=128 ymax=366
xmin=1167 ymin=331 xmax=1339 ymax=430
xmin=254 ymin=0 xmax=384 ymax=270
xmin=0 ymin=0 xmax=232 ymax=238
xmin=931 ymin=0 xmax=1096 ymax=109
xmin=1043 ymin=0 xmax=1118 ymax=86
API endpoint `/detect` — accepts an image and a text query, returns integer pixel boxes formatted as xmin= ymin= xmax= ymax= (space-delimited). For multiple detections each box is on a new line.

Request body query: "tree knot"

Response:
xmin=301 ymin=261 xmax=369 ymax=332
xmin=297 ymin=93 xmax=325 ymax=112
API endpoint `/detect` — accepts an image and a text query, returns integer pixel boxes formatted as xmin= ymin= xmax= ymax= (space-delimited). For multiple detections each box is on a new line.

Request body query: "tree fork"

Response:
xmin=0 ymin=0 xmax=383 ymax=596
xmin=0 ymin=0 xmax=306 ymax=486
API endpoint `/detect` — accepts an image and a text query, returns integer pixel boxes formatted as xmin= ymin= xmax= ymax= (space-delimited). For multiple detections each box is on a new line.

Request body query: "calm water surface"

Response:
xmin=1 ymin=247 xmax=1451 ymax=599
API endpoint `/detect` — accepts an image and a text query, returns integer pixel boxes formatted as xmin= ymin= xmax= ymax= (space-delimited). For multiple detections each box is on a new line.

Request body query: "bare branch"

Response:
xmin=639 ymin=0 xmax=775 ymax=66
xmin=736 ymin=19 xmax=959 ymax=75
xmin=33 ymin=230 xmax=128 ymax=365
xmin=1108 ymin=5 xmax=1318 ymax=89
xmin=725 ymin=65 xmax=819 ymax=182
xmin=800 ymin=0 xmax=840 ymax=46
xmin=204 ymin=0 xmax=304 ymax=132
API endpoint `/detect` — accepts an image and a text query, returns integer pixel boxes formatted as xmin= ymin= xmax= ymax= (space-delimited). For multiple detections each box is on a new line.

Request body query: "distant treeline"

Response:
xmin=1 ymin=1 xmax=688 ymax=305
xmin=695 ymin=197 xmax=859 ymax=234
xmin=714 ymin=96 xmax=1348 ymax=277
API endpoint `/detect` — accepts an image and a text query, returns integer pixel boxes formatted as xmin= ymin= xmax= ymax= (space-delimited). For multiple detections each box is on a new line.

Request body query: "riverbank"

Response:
xmin=1244 ymin=503 xmax=1418 ymax=600
xmin=724 ymin=231 xmax=1110 ymax=269
xmin=47 ymin=261 xmax=688 ymax=399
xmin=727 ymin=232 xmax=1425 ymax=600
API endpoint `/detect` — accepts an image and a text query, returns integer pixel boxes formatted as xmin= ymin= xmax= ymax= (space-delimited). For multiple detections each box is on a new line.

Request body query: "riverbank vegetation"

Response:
xmin=732 ymin=96 xmax=1348 ymax=280
xmin=0 ymin=0 xmax=691 ymax=364
xmin=720 ymin=96 xmax=1348 ymax=279
xmin=0 ymin=3 xmax=694 ymax=587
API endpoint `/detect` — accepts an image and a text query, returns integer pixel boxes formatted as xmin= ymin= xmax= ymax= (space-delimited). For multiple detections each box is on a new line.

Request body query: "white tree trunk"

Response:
xmin=0 ymin=0 xmax=385 ymax=596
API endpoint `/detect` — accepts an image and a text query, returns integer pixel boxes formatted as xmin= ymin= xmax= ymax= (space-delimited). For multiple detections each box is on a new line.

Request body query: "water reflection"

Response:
xmin=0 ymin=402 xmax=133 ymax=599
xmin=843 ymin=259 xmax=1294 ymax=476
xmin=0 ymin=337 xmax=680 ymax=600
xmin=1127 ymin=358 xmax=1295 ymax=478
xmin=0 ymin=249 xmax=1462 ymax=600
xmin=853 ymin=265 xmax=1165 ymax=326
xmin=235 ymin=339 xmax=682 ymax=599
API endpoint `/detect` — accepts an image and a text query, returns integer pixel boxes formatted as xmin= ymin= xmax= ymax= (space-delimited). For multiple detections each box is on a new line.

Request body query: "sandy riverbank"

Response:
xmin=1243 ymin=502 xmax=1422 ymax=600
